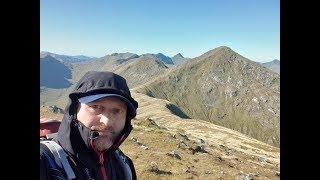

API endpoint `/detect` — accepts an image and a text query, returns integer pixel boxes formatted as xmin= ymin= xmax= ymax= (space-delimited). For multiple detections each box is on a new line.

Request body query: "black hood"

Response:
xmin=67 ymin=71 xmax=138 ymax=119
xmin=56 ymin=71 xmax=138 ymax=156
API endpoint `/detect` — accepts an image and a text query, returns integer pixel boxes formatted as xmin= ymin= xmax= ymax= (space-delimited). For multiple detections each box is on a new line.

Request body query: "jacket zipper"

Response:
xmin=90 ymin=140 xmax=108 ymax=180
xmin=98 ymin=152 xmax=108 ymax=180
xmin=89 ymin=132 xmax=129 ymax=180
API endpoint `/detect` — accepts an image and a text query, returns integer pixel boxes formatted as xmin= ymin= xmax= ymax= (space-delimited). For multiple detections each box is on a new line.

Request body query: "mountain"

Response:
xmin=40 ymin=51 xmax=96 ymax=63
xmin=141 ymin=53 xmax=174 ymax=65
xmin=73 ymin=55 xmax=96 ymax=61
xmin=172 ymin=53 xmax=190 ymax=65
xmin=39 ymin=52 xmax=140 ymax=108
xmin=70 ymin=52 xmax=140 ymax=84
xmin=261 ymin=59 xmax=280 ymax=74
xmin=42 ymin=52 xmax=171 ymax=108
xmin=135 ymin=46 xmax=280 ymax=147
xmin=40 ymin=55 xmax=72 ymax=88
xmin=113 ymin=55 xmax=170 ymax=88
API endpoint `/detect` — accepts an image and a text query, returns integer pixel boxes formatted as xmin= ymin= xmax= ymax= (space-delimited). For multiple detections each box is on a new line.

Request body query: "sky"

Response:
xmin=40 ymin=0 xmax=279 ymax=63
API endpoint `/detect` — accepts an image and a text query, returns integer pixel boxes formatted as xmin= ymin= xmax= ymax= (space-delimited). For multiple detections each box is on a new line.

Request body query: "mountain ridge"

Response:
xmin=134 ymin=46 xmax=280 ymax=147
xmin=40 ymin=51 xmax=96 ymax=63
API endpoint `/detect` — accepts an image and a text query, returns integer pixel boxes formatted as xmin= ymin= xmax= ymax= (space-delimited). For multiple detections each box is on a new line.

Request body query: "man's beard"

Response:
xmin=90 ymin=125 xmax=120 ymax=152
xmin=93 ymin=133 xmax=117 ymax=151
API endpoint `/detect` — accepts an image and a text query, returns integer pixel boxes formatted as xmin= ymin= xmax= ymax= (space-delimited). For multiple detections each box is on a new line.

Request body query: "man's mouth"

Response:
xmin=91 ymin=130 xmax=115 ymax=137
xmin=98 ymin=131 xmax=114 ymax=136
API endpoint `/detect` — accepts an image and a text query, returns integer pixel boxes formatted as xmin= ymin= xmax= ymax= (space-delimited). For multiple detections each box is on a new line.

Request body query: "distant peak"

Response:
xmin=40 ymin=55 xmax=57 ymax=61
xmin=173 ymin=53 xmax=184 ymax=58
xmin=205 ymin=46 xmax=234 ymax=55
xmin=198 ymin=46 xmax=235 ymax=59
xmin=263 ymin=59 xmax=280 ymax=65
xmin=215 ymin=46 xmax=233 ymax=51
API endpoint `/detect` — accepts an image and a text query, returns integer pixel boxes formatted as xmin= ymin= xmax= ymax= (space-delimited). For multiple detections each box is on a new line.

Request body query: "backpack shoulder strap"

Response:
xmin=40 ymin=140 xmax=76 ymax=179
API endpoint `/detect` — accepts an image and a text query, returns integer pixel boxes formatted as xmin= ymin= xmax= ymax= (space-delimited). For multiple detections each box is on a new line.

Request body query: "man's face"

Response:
xmin=76 ymin=96 xmax=127 ymax=151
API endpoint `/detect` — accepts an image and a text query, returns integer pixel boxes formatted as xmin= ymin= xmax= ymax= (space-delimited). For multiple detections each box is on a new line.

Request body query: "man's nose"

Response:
xmin=99 ymin=114 xmax=112 ymax=126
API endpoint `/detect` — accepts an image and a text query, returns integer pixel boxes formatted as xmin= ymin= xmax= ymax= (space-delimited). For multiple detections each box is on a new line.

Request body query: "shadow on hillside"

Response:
xmin=166 ymin=104 xmax=190 ymax=119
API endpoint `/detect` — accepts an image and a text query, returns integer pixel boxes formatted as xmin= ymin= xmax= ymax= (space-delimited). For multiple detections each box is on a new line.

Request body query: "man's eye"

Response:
xmin=111 ymin=108 xmax=121 ymax=114
xmin=88 ymin=105 xmax=104 ymax=113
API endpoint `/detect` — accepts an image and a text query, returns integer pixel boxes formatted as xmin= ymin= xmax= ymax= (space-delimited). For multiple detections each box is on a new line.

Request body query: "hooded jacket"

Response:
xmin=40 ymin=71 xmax=138 ymax=180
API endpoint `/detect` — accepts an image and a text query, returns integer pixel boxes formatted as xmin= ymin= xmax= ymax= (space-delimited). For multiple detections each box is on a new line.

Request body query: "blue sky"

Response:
xmin=40 ymin=0 xmax=279 ymax=62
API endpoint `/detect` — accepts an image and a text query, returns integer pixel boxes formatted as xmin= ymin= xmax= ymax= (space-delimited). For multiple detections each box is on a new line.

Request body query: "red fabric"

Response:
xmin=40 ymin=119 xmax=61 ymax=137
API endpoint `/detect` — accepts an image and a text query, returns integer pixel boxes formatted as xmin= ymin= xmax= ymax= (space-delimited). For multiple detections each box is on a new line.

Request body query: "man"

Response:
xmin=40 ymin=71 xmax=138 ymax=180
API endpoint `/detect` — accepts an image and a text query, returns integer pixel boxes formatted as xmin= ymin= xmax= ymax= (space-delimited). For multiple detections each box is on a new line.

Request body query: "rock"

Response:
xmin=141 ymin=145 xmax=149 ymax=150
xmin=130 ymin=137 xmax=144 ymax=146
xmin=178 ymin=133 xmax=190 ymax=141
xmin=49 ymin=105 xmax=64 ymax=113
xmin=166 ymin=150 xmax=182 ymax=160
xmin=146 ymin=118 xmax=159 ymax=127
xmin=185 ymin=166 xmax=197 ymax=175
xmin=257 ymin=156 xmax=267 ymax=163
xmin=197 ymin=138 xmax=205 ymax=144
xmin=228 ymin=163 xmax=235 ymax=168
xmin=217 ymin=156 xmax=224 ymax=161
xmin=177 ymin=140 xmax=188 ymax=149
xmin=240 ymin=145 xmax=248 ymax=150
xmin=235 ymin=174 xmax=253 ymax=180
xmin=266 ymin=159 xmax=272 ymax=164
xmin=219 ymin=144 xmax=227 ymax=149
xmin=275 ymin=171 xmax=280 ymax=176
xmin=149 ymin=161 xmax=157 ymax=170
xmin=148 ymin=163 xmax=172 ymax=175
xmin=147 ymin=161 xmax=172 ymax=175
xmin=249 ymin=172 xmax=260 ymax=177
xmin=190 ymin=145 xmax=207 ymax=154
